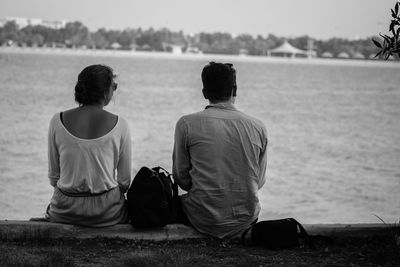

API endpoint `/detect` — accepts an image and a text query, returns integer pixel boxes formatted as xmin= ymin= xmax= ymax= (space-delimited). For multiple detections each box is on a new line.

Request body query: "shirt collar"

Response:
xmin=205 ymin=102 xmax=237 ymax=111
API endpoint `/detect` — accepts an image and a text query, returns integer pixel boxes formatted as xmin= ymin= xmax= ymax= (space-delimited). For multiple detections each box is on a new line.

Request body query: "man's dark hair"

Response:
xmin=201 ymin=62 xmax=237 ymax=102
xmin=74 ymin=64 xmax=115 ymax=105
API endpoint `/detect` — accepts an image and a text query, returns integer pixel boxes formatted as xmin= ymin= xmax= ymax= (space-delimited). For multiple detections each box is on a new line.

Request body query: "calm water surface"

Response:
xmin=0 ymin=51 xmax=399 ymax=223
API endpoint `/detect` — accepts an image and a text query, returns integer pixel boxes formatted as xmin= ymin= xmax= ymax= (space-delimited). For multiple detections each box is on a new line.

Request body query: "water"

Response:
xmin=1 ymin=50 xmax=399 ymax=224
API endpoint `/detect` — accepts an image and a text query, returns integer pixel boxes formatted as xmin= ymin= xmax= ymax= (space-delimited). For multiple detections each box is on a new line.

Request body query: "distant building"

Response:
xmin=337 ymin=52 xmax=350 ymax=59
xmin=162 ymin=43 xmax=183 ymax=54
xmin=321 ymin=52 xmax=334 ymax=58
xmin=239 ymin=48 xmax=248 ymax=56
xmin=186 ymin=45 xmax=201 ymax=54
xmin=268 ymin=40 xmax=308 ymax=58
xmin=129 ymin=43 xmax=138 ymax=51
xmin=40 ymin=19 xmax=67 ymax=29
xmin=171 ymin=45 xmax=183 ymax=54
xmin=136 ymin=44 xmax=152 ymax=51
xmin=3 ymin=17 xmax=67 ymax=29
xmin=352 ymin=52 xmax=365 ymax=59
xmin=110 ymin=42 xmax=122 ymax=50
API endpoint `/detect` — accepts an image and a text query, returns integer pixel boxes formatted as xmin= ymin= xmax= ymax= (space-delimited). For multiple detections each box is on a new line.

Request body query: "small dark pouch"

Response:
xmin=241 ymin=218 xmax=331 ymax=250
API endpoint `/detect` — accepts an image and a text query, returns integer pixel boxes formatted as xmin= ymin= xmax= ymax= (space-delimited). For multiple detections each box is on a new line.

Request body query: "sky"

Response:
xmin=0 ymin=0 xmax=397 ymax=39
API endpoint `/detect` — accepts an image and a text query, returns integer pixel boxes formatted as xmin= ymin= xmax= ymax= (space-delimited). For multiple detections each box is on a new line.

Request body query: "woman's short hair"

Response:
xmin=74 ymin=64 xmax=115 ymax=105
xmin=201 ymin=62 xmax=237 ymax=102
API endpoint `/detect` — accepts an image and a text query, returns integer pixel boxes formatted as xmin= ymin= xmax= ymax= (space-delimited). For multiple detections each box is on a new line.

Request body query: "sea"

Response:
xmin=0 ymin=48 xmax=399 ymax=224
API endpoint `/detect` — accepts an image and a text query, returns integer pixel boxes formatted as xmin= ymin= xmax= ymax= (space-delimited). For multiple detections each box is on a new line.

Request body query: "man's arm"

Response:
xmin=172 ymin=117 xmax=192 ymax=191
xmin=258 ymin=135 xmax=268 ymax=189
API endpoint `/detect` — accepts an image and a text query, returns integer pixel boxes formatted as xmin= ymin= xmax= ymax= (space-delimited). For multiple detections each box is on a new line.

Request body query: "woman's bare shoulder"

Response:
xmin=102 ymin=109 xmax=118 ymax=120
xmin=62 ymin=107 xmax=80 ymax=116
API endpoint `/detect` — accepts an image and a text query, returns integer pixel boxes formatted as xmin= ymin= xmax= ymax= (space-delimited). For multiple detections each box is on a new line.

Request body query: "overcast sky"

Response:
xmin=0 ymin=0 xmax=397 ymax=39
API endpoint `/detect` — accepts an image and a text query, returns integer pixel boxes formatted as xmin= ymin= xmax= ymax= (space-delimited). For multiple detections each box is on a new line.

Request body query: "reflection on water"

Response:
xmin=0 ymin=52 xmax=399 ymax=223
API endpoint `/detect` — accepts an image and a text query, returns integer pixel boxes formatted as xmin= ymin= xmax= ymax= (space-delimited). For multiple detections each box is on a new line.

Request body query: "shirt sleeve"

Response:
xmin=117 ymin=120 xmax=132 ymax=193
xmin=48 ymin=116 xmax=60 ymax=187
xmin=258 ymin=131 xmax=268 ymax=189
xmin=172 ymin=117 xmax=192 ymax=191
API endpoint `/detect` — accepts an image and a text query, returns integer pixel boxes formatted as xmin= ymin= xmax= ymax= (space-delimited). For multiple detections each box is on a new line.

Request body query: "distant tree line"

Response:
xmin=0 ymin=20 xmax=381 ymax=58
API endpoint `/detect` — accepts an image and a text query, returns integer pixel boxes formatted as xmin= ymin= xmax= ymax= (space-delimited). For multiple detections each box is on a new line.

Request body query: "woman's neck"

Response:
xmin=80 ymin=104 xmax=104 ymax=110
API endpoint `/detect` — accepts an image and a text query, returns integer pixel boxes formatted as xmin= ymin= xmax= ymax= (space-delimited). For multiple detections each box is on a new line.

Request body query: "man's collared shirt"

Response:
xmin=173 ymin=102 xmax=268 ymax=238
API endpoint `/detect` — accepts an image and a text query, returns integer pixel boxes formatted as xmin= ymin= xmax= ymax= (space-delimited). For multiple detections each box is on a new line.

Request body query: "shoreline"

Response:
xmin=1 ymin=46 xmax=399 ymax=67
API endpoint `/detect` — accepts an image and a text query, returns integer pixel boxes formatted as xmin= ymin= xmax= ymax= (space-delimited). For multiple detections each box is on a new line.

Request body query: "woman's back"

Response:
xmin=49 ymin=111 xmax=131 ymax=193
xmin=62 ymin=106 xmax=117 ymax=139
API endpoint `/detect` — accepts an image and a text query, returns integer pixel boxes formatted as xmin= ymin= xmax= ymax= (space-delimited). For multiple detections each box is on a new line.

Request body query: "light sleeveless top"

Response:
xmin=47 ymin=113 xmax=132 ymax=194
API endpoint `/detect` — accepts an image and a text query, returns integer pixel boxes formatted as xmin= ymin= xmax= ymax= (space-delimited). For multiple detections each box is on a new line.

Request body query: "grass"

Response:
xmin=0 ymin=245 xmax=75 ymax=267
xmin=374 ymin=215 xmax=400 ymax=251
xmin=0 ymin=231 xmax=399 ymax=267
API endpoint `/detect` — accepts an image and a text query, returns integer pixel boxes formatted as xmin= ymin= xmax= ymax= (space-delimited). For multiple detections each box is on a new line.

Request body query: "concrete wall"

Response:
xmin=0 ymin=221 xmax=388 ymax=242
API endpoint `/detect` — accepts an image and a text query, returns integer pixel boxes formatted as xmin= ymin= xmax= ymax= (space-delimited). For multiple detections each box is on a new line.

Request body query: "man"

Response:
xmin=173 ymin=62 xmax=268 ymax=238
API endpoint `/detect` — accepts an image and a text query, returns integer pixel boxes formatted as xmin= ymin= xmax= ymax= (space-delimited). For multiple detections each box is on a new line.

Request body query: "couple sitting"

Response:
xmin=46 ymin=62 xmax=268 ymax=239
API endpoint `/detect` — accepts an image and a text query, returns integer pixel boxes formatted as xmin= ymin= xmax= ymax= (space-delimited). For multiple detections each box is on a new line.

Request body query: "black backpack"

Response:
xmin=127 ymin=166 xmax=179 ymax=228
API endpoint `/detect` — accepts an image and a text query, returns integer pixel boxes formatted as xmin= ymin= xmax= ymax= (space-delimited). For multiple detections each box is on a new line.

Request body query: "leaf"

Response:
xmin=382 ymin=40 xmax=387 ymax=50
xmin=374 ymin=214 xmax=387 ymax=225
xmin=375 ymin=51 xmax=382 ymax=58
xmin=385 ymin=52 xmax=391 ymax=60
xmin=390 ymin=21 xmax=395 ymax=32
xmin=372 ymin=39 xmax=382 ymax=48
xmin=380 ymin=33 xmax=391 ymax=44
xmin=396 ymin=2 xmax=399 ymax=15
xmin=392 ymin=9 xmax=397 ymax=18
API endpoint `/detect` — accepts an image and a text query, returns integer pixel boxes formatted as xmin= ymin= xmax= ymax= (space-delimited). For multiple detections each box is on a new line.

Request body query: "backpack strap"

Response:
xmin=169 ymin=174 xmax=178 ymax=197
xmin=153 ymin=166 xmax=180 ymax=223
xmin=149 ymin=167 xmax=169 ymax=208
xmin=153 ymin=166 xmax=170 ymax=174
xmin=154 ymin=166 xmax=179 ymax=198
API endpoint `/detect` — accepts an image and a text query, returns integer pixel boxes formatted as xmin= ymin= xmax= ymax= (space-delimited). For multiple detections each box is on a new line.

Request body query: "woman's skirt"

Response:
xmin=47 ymin=186 xmax=128 ymax=227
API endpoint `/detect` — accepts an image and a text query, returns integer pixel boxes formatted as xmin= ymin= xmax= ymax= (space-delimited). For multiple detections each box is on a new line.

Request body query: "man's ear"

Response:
xmin=202 ymin=88 xmax=209 ymax=99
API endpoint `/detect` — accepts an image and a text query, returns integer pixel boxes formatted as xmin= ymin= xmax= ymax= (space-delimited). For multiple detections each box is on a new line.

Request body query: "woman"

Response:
xmin=46 ymin=64 xmax=131 ymax=227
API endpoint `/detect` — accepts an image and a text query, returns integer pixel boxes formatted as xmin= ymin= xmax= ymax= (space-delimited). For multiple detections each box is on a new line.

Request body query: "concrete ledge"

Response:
xmin=0 ymin=220 xmax=389 ymax=242
xmin=0 ymin=221 xmax=206 ymax=241
xmin=304 ymin=223 xmax=389 ymax=237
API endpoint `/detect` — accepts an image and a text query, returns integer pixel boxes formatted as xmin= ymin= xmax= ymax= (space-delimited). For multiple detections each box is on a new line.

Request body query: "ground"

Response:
xmin=0 ymin=233 xmax=399 ymax=267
